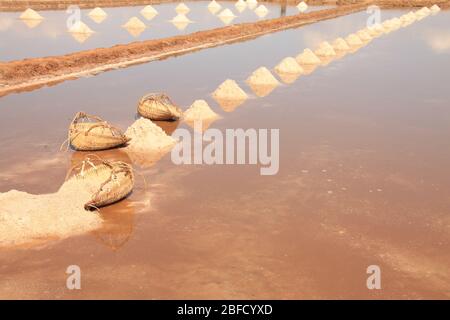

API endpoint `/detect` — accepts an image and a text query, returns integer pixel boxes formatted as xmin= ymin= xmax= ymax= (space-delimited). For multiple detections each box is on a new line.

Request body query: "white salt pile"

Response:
xmin=141 ymin=5 xmax=158 ymax=20
xmin=247 ymin=0 xmax=258 ymax=4
xmin=235 ymin=0 xmax=247 ymax=9
xmin=213 ymin=79 xmax=248 ymax=100
xmin=218 ymin=8 xmax=237 ymax=18
xmin=332 ymin=37 xmax=350 ymax=51
xmin=171 ymin=13 xmax=193 ymax=23
xmin=254 ymin=5 xmax=269 ymax=18
xmin=183 ymin=100 xmax=220 ymax=122
xmin=382 ymin=20 xmax=395 ymax=32
xmin=176 ymin=3 xmax=190 ymax=14
xmin=296 ymin=48 xmax=321 ymax=65
xmin=89 ymin=7 xmax=107 ymax=17
xmin=430 ymin=4 xmax=441 ymax=14
xmin=357 ymin=29 xmax=372 ymax=41
xmin=0 ymin=169 xmax=112 ymax=247
xmin=315 ymin=41 xmax=336 ymax=57
xmin=69 ymin=21 xmax=94 ymax=34
xmin=20 ymin=8 xmax=43 ymax=20
xmin=247 ymin=0 xmax=258 ymax=10
xmin=208 ymin=0 xmax=222 ymax=14
xmin=122 ymin=17 xmax=146 ymax=29
xmin=275 ymin=57 xmax=303 ymax=74
xmin=297 ymin=1 xmax=308 ymax=13
xmin=345 ymin=33 xmax=363 ymax=46
xmin=247 ymin=67 xmax=280 ymax=86
xmin=125 ymin=118 xmax=177 ymax=168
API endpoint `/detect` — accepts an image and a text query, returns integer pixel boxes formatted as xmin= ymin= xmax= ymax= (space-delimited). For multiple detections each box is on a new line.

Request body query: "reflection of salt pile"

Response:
xmin=345 ymin=33 xmax=363 ymax=46
xmin=176 ymin=3 xmax=190 ymax=14
xmin=315 ymin=41 xmax=336 ymax=57
xmin=88 ymin=7 xmax=107 ymax=24
xmin=122 ymin=16 xmax=146 ymax=29
xmin=20 ymin=8 xmax=43 ymax=20
xmin=296 ymin=48 xmax=321 ymax=65
xmin=357 ymin=29 xmax=372 ymax=41
xmin=183 ymin=100 xmax=221 ymax=132
xmin=0 ymin=174 xmax=107 ymax=247
xmin=70 ymin=32 xmax=92 ymax=43
xmin=212 ymin=79 xmax=248 ymax=112
xmin=125 ymin=118 xmax=177 ymax=168
xmin=297 ymin=1 xmax=308 ymax=13
xmin=21 ymin=19 xmax=42 ymax=29
xmin=430 ymin=5 xmax=441 ymax=14
xmin=141 ymin=5 xmax=158 ymax=20
xmin=208 ymin=0 xmax=222 ymax=14
xmin=254 ymin=5 xmax=269 ymax=18
xmin=218 ymin=8 xmax=236 ymax=25
xmin=332 ymin=37 xmax=350 ymax=51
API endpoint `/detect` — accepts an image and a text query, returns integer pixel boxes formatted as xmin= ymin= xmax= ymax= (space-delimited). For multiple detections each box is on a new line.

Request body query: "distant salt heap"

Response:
xmin=141 ymin=5 xmax=158 ymax=20
xmin=176 ymin=3 xmax=190 ymax=14
xmin=183 ymin=100 xmax=220 ymax=122
xmin=296 ymin=48 xmax=321 ymax=65
xmin=247 ymin=67 xmax=279 ymax=86
xmin=122 ymin=17 xmax=146 ymax=29
xmin=89 ymin=7 xmax=107 ymax=17
xmin=213 ymin=79 xmax=248 ymax=102
xmin=275 ymin=57 xmax=303 ymax=74
xmin=345 ymin=33 xmax=363 ymax=46
xmin=315 ymin=41 xmax=336 ymax=57
xmin=254 ymin=5 xmax=269 ymax=18
xmin=208 ymin=0 xmax=222 ymax=14
xmin=69 ymin=21 xmax=94 ymax=34
xmin=235 ymin=0 xmax=247 ymax=9
xmin=218 ymin=8 xmax=236 ymax=24
xmin=382 ymin=19 xmax=395 ymax=32
xmin=247 ymin=0 xmax=258 ymax=10
xmin=20 ymin=8 xmax=43 ymax=20
xmin=430 ymin=4 xmax=441 ymax=14
xmin=357 ymin=29 xmax=372 ymax=41
xmin=332 ymin=37 xmax=350 ymax=51
xmin=297 ymin=1 xmax=308 ymax=13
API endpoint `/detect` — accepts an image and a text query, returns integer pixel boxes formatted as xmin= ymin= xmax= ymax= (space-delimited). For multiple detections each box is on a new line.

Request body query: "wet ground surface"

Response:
xmin=0 ymin=9 xmax=449 ymax=298
xmin=0 ymin=1 xmax=333 ymax=61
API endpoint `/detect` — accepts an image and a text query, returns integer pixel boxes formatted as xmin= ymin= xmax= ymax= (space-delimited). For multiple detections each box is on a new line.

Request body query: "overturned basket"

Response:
xmin=137 ymin=93 xmax=182 ymax=121
xmin=67 ymin=156 xmax=135 ymax=211
xmin=68 ymin=112 xmax=131 ymax=151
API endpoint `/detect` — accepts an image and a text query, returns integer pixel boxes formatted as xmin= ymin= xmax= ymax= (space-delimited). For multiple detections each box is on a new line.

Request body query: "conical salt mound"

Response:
xmin=176 ymin=3 xmax=190 ymax=14
xmin=183 ymin=100 xmax=220 ymax=122
xmin=122 ymin=17 xmax=146 ymax=29
xmin=171 ymin=13 xmax=192 ymax=23
xmin=218 ymin=8 xmax=237 ymax=18
xmin=255 ymin=5 xmax=269 ymax=18
xmin=357 ymin=29 xmax=372 ymax=41
xmin=208 ymin=0 xmax=222 ymax=14
xmin=297 ymin=1 xmax=308 ymax=13
xmin=247 ymin=0 xmax=258 ymax=4
xmin=430 ymin=5 xmax=441 ymax=14
xmin=275 ymin=57 xmax=303 ymax=74
xmin=235 ymin=0 xmax=247 ymax=9
xmin=315 ymin=41 xmax=336 ymax=57
xmin=20 ymin=8 xmax=43 ymax=20
xmin=332 ymin=37 xmax=350 ymax=51
xmin=141 ymin=5 xmax=158 ymax=15
xmin=345 ymin=33 xmax=363 ymax=46
xmin=212 ymin=79 xmax=248 ymax=112
xmin=247 ymin=67 xmax=279 ymax=86
xmin=69 ymin=21 xmax=94 ymax=34
xmin=89 ymin=7 xmax=107 ymax=17
xmin=296 ymin=48 xmax=321 ymax=65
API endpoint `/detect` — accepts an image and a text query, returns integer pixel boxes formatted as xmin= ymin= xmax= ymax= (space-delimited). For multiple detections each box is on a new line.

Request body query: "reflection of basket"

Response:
xmin=68 ymin=112 xmax=130 ymax=151
xmin=137 ymin=93 xmax=182 ymax=121
xmin=66 ymin=156 xmax=134 ymax=211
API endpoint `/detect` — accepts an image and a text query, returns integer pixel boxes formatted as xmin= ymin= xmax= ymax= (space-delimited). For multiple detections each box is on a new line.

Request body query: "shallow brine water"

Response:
xmin=0 ymin=1 xmax=333 ymax=61
xmin=0 ymin=9 xmax=449 ymax=299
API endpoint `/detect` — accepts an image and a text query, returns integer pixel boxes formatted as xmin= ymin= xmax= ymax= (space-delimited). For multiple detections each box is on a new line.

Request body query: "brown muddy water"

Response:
xmin=0 ymin=9 xmax=450 ymax=299
xmin=0 ymin=1 xmax=333 ymax=61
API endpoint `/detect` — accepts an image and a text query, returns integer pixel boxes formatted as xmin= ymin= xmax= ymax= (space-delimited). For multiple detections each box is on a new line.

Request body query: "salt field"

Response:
xmin=0 ymin=2 xmax=449 ymax=300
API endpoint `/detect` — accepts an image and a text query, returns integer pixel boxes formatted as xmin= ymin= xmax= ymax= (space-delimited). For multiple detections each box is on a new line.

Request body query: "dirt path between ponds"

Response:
xmin=0 ymin=0 xmax=448 ymax=97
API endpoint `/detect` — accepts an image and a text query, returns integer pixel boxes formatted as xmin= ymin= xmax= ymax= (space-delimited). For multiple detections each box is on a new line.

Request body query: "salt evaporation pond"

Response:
xmin=0 ymin=1 xmax=333 ymax=61
xmin=0 ymin=9 xmax=449 ymax=299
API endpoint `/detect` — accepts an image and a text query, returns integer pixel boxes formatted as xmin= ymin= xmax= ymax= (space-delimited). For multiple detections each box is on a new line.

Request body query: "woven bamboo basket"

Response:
xmin=68 ymin=112 xmax=131 ymax=151
xmin=67 ymin=156 xmax=134 ymax=211
xmin=137 ymin=93 xmax=182 ymax=121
